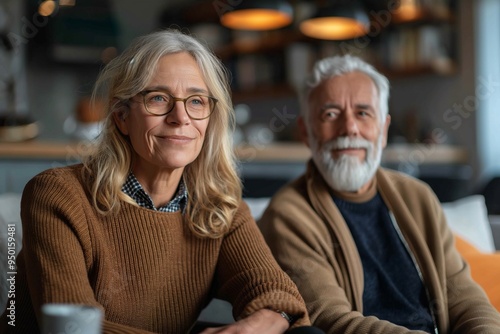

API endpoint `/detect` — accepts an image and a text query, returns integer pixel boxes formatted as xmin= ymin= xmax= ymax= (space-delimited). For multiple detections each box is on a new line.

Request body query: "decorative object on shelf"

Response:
xmin=379 ymin=23 xmax=455 ymax=74
xmin=63 ymin=97 xmax=105 ymax=142
xmin=219 ymin=0 xmax=293 ymax=31
xmin=233 ymin=103 xmax=251 ymax=146
xmin=0 ymin=114 xmax=39 ymax=143
xmin=63 ymin=116 xmax=104 ymax=142
xmin=0 ymin=3 xmax=36 ymax=143
xmin=298 ymin=0 xmax=370 ymax=40
xmin=245 ymin=124 xmax=275 ymax=147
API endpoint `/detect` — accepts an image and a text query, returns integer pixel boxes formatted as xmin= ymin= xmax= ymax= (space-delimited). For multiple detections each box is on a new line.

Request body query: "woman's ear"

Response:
xmin=112 ymin=100 xmax=129 ymax=135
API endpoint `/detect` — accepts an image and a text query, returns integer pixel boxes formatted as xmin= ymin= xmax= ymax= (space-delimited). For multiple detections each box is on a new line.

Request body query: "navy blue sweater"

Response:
xmin=333 ymin=192 xmax=434 ymax=332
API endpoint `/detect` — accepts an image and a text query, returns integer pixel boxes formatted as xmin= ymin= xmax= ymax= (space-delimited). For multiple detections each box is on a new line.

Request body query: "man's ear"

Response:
xmin=297 ymin=116 xmax=310 ymax=148
xmin=381 ymin=114 xmax=391 ymax=148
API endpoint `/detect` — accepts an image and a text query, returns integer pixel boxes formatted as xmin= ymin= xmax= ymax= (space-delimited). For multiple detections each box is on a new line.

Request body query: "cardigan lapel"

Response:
xmin=305 ymin=160 xmax=365 ymax=311
xmin=376 ymin=168 xmax=446 ymax=330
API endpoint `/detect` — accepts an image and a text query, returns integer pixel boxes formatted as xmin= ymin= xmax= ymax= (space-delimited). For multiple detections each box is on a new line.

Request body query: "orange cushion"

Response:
xmin=455 ymin=235 xmax=500 ymax=311
xmin=455 ymin=235 xmax=482 ymax=255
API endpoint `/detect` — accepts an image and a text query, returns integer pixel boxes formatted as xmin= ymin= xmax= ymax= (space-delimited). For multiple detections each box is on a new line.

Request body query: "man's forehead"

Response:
xmin=309 ymin=73 xmax=379 ymax=103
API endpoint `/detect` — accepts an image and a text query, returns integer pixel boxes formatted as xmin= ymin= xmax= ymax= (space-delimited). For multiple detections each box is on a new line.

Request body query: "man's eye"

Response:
xmin=321 ymin=109 xmax=339 ymax=121
xmin=357 ymin=109 xmax=373 ymax=118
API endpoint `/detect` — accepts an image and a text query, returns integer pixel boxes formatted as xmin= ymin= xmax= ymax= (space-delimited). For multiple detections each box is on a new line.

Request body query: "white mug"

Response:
xmin=41 ymin=303 xmax=103 ymax=334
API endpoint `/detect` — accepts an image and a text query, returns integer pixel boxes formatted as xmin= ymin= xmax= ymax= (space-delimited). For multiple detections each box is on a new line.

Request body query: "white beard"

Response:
xmin=310 ymin=135 xmax=383 ymax=192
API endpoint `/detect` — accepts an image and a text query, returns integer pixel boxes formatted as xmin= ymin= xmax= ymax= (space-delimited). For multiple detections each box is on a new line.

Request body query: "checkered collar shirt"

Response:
xmin=121 ymin=172 xmax=187 ymax=213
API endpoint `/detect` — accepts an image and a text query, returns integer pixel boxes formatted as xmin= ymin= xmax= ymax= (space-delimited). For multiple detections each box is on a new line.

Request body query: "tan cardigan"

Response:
xmin=259 ymin=160 xmax=500 ymax=334
xmin=0 ymin=164 xmax=309 ymax=333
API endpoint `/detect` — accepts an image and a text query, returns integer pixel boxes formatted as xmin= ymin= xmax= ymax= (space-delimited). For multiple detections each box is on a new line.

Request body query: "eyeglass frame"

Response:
xmin=135 ymin=90 xmax=218 ymax=120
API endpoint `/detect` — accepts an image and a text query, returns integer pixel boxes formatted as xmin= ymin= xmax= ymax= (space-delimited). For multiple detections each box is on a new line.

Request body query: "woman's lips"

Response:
xmin=160 ymin=135 xmax=193 ymax=143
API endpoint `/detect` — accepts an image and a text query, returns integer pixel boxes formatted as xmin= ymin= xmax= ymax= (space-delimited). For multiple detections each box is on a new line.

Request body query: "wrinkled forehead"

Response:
xmin=308 ymin=73 xmax=379 ymax=108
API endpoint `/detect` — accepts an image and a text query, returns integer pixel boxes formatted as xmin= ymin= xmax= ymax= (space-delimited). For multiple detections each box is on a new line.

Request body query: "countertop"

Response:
xmin=0 ymin=140 xmax=468 ymax=165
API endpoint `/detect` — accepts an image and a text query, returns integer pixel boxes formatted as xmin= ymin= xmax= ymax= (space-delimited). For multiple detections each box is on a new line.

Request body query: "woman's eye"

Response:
xmin=146 ymin=94 xmax=171 ymax=107
xmin=150 ymin=94 xmax=168 ymax=103
xmin=188 ymin=97 xmax=208 ymax=109
xmin=191 ymin=97 xmax=204 ymax=105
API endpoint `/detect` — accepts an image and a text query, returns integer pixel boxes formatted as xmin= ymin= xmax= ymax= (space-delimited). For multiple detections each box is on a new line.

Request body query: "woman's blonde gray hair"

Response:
xmin=83 ymin=29 xmax=241 ymax=238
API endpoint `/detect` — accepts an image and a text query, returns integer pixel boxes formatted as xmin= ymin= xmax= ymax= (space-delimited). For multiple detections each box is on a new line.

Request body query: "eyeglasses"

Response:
xmin=138 ymin=90 xmax=218 ymax=120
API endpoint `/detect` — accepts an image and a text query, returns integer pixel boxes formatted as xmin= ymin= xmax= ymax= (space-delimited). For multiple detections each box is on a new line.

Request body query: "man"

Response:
xmin=258 ymin=54 xmax=500 ymax=333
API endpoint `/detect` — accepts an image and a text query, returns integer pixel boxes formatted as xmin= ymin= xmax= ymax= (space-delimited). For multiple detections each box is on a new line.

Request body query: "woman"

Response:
xmin=1 ymin=29 xmax=310 ymax=333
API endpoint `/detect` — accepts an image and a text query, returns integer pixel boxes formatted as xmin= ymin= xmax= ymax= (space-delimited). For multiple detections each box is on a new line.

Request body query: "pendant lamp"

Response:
xmin=392 ymin=0 xmax=424 ymax=23
xmin=220 ymin=0 xmax=293 ymax=31
xmin=299 ymin=0 xmax=370 ymax=40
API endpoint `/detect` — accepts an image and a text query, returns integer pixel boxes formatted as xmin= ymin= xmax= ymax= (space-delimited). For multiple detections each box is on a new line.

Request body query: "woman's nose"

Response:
xmin=166 ymin=101 xmax=191 ymax=125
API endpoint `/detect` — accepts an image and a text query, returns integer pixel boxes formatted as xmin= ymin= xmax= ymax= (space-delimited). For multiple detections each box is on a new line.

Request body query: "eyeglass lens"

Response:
xmin=143 ymin=91 xmax=215 ymax=119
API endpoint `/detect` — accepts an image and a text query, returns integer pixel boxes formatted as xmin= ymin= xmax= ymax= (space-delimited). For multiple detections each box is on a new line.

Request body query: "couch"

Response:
xmin=1 ymin=193 xmax=499 ymax=323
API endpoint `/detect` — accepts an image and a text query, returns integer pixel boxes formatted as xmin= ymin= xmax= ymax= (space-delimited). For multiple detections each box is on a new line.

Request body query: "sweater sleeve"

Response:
xmin=258 ymin=190 xmax=428 ymax=334
xmin=214 ymin=200 xmax=310 ymax=328
xmin=20 ymin=170 xmax=157 ymax=334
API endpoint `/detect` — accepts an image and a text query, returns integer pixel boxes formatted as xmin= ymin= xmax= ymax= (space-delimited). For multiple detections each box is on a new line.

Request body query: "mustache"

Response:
xmin=321 ymin=137 xmax=373 ymax=151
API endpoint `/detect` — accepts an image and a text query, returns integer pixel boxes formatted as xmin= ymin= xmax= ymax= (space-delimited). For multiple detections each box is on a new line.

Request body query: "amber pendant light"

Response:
xmin=220 ymin=0 xmax=293 ymax=31
xmin=299 ymin=0 xmax=370 ymax=40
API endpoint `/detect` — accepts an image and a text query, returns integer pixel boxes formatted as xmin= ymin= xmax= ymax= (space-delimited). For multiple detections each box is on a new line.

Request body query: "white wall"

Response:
xmin=475 ymin=0 xmax=500 ymax=187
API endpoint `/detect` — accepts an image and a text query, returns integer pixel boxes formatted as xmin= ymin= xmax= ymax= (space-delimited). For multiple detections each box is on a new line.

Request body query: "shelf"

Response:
xmin=231 ymin=83 xmax=296 ymax=102
xmin=390 ymin=6 xmax=455 ymax=25
xmin=0 ymin=141 xmax=468 ymax=166
xmin=235 ymin=142 xmax=468 ymax=165
xmin=381 ymin=143 xmax=468 ymax=165
xmin=227 ymin=60 xmax=457 ymax=102
xmin=215 ymin=30 xmax=304 ymax=60
xmin=0 ymin=140 xmax=87 ymax=160
xmin=380 ymin=61 xmax=458 ymax=79
xmin=235 ymin=142 xmax=310 ymax=162
xmin=212 ymin=8 xmax=458 ymax=102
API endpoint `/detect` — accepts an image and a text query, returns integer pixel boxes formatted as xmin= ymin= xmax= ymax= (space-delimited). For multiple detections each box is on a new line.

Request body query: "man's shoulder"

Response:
xmin=267 ymin=174 xmax=308 ymax=203
xmin=258 ymin=174 xmax=313 ymax=222
xmin=378 ymin=167 xmax=432 ymax=191
xmin=377 ymin=167 xmax=439 ymax=209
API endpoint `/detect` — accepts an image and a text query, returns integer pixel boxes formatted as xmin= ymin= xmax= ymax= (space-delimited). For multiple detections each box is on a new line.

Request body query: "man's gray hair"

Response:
xmin=300 ymin=54 xmax=390 ymax=123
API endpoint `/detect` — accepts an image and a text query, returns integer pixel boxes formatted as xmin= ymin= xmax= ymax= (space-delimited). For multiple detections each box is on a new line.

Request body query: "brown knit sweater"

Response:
xmin=0 ymin=164 xmax=309 ymax=333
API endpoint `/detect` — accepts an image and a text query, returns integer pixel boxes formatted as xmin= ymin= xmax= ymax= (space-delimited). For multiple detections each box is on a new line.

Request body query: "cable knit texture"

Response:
xmin=0 ymin=164 xmax=309 ymax=333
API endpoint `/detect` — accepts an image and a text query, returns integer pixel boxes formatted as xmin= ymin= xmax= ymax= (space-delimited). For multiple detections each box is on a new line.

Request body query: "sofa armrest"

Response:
xmin=489 ymin=215 xmax=500 ymax=250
